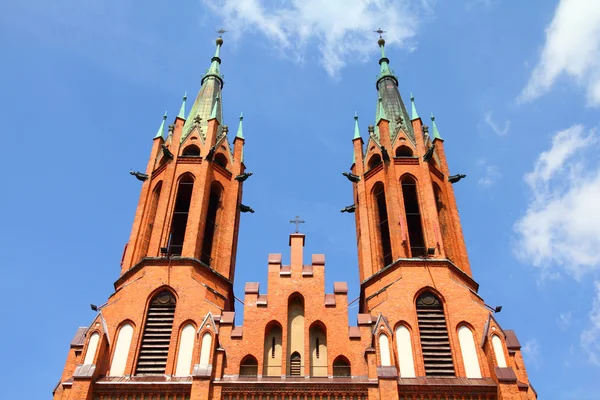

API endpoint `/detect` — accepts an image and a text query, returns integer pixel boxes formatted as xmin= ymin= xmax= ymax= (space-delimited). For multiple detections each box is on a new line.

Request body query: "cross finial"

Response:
xmin=289 ymin=216 xmax=305 ymax=233
xmin=374 ymin=28 xmax=386 ymax=38
xmin=217 ymin=28 xmax=228 ymax=37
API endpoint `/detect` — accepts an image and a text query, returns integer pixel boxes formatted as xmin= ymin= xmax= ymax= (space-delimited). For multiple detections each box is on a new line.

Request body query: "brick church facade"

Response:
xmin=53 ymin=35 xmax=537 ymax=400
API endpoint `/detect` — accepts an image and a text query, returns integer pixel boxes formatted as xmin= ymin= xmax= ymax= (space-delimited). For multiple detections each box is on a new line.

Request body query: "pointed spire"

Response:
xmin=410 ymin=93 xmax=419 ymax=120
xmin=201 ymin=36 xmax=225 ymax=87
xmin=178 ymin=92 xmax=187 ymax=119
xmin=209 ymin=96 xmax=220 ymax=121
xmin=353 ymin=112 xmax=361 ymax=139
xmin=154 ymin=111 xmax=167 ymax=139
xmin=431 ymin=112 xmax=443 ymax=140
xmin=376 ymin=36 xmax=398 ymax=87
xmin=236 ymin=112 xmax=244 ymax=139
xmin=376 ymin=95 xmax=389 ymax=124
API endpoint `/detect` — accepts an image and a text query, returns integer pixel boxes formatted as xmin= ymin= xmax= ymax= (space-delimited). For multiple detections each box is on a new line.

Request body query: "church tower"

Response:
xmin=53 ymin=35 xmax=250 ymax=400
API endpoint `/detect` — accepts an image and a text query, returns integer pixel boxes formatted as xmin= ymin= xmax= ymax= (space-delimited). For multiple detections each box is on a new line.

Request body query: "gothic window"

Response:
xmin=332 ymin=356 xmax=351 ymax=377
xmin=373 ymin=182 xmax=392 ymax=267
xmin=199 ymin=332 xmax=213 ymax=366
xmin=289 ymin=352 xmax=302 ymax=376
xmin=458 ymin=326 xmax=482 ymax=378
xmin=416 ymin=292 xmax=455 ymax=376
xmin=169 ymin=175 xmax=194 ymax=256
xmin=492 ymin=335 xmax=507 ymax=367
xmin=395 ymin=325 xmax=416 ymax=378
xmin=182 ymin=145 xmax=200 ymax=156
xmin=287 ymin=294 xmax=305 ymax=376
xmin=378 ymin=334 xmax=391 ymax=366
xmin=401 ymin=175 xmax=426 ymax=257
xmin=214 ymin=153 xmax=228 ymax=168
xmin=240 ymin=355 xmax=258 ymax=377
xmin=140 ymin=182 xmax=162 ymax=259
xmin=175 ymin=324 xmax=196 ymax=376
xmin=433 ymin=183 xmax=452 ymax=259
xmin=83 ymin=332 xmax=100 ymax=365
xmin=309 ymin=322 xmax=327 ymax=377
xmin=200 ymin=182 xmax=223 ymax=265
xmin=263 ymin=321 xmax=282 ymax=376
xmin=109 ymin=323 xmax=134 ymax=376
xmin=368 ymin=154 xmax=382 ymax=169
xmin=136 ymin=291 xmax=176 ymax=375
xmin=395 ymin=146 xmax=413 ymax=157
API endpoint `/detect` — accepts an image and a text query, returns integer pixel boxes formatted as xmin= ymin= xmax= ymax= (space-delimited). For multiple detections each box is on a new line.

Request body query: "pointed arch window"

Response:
xmin=199 ymin=332 xmax=213 ymax=367
xmin=182 ymin=145 xmax=200 ymax=156
xmin=309 ymin=322 xmax=327 ymax=377
xmin=416 ymin=292 xmax=455 ymax=376
xmin=395 ymin=325 xmax=416 ymax=378
xmin=240 ymin=355 xmax=258 ymax=377
xmin=492 ymin=335 xmax=507 ymax=367
xmin=433 ymin=183 xmax=452 ymax=259
xmin=373 ymin=182 xmax=392 ymax=267
xmin=83 ymin=332 xmax=100 ymax=365
xmin=378 ymin=334 xmax=391 ymax=366
xmin=109 ymin=323 xmax=134 ymax=376
xmin=263 ymin=321 xmax=282 ymax=376
xmin=368 ymin=154 xmax=382 ymax=169
xmin=214 ymin=153 xmax=228 ymax=168
xmin=136 ymin=291 xmax=176 ymax=375
xmin=287 ymin=294 xmax=305 ymax=376
xmin=169 ymin=175 xmax=194 ymax=256
xmin=458 ymin=326 xmax=482 ymax=378
xmin=140 ymin=182 xmax=162 ymax=259
xmin=402 ymin=176 xmax=425 ymax=257
xmin=175 ymin=324 xmax=196 ymax=376
xmin=332 ymin=356 xmax=351 ymax=377
xmin=289 ymin=352 xmax=302 ymax=376
xmin=201 ymin=182 xmax=223 ymax=265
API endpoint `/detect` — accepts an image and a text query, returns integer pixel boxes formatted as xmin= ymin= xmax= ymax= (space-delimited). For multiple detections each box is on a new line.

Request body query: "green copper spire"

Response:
xmin=236 ymin=112 xmax=244 ymax=139
xmin=410 ymin=93 xmax=419 ymax=120
xmin=353 ymin=112 xmax=361 ymax=139
xmin=201 ymin=36 xmax=224 ymax=87
xmin=376 ymin=37 xmax=398 ymax=87
xmin=178 ymin=92 xmax=187 ymax=119
xmin=376 ymin=94 xmax=389 ymax=124
xmin=154 ymin=111 xmax=167 ymax=139
xmin=431 ymin=112 xmax=443 ymax=140
xmin=209 ymin=96 xmax=220 ymax=121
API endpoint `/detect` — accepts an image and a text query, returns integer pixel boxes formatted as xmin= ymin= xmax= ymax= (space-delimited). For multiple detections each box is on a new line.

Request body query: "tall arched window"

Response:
xmin=402 ymin=175 xmax=425 ymax=257
xmin=240 ymin=355 xmax=258 ymax=377
xmin=433 ymin=183 xmax=452 ymax=259
xmin=263 ymin=321 xmax=282 ymax=376
xmin=492 ymin=335 xmax=507 ymax=367
xmin=309 ymin=322 xmax=327 ymax=377
xmin=395 ymin=325 xmax=416 ymax=378
xmin=458 ymin=326 xmax=482 ymax=378
xmin=373 ymin=182 xmax=392 ymax=267
xmin=214 ymin=153 xmax=228 ymax=168
xmin=175 ymin=324 xmax=196 ymax=376
xmin=368 ymin=154 xmax=382 ymax=169
xmin=169 ymin=175 xmax=194 ymax=256
xmin=332 ymin=356 xmax=351 ymax=377
xmin=199 ymin=332 xmax=213 ymax=367
xmin=136 ymin=291 xmax=176 ymax=375
xmin=287 ymin=294 xmax=305 ymax=376
xmin=416 ymin=292 xmax=455 ymax=376
xmin=378 ymin=334 xmax=391 ymax=366
xmin=201 ymin=182 xmax=223 ymax=265
xmin=109 ymin=323 xmax=134 ymax=376
xmin=140 ymin=182 xmax=162 ymax=259
xmin=83 ymin=332 xmax=100 ymax=365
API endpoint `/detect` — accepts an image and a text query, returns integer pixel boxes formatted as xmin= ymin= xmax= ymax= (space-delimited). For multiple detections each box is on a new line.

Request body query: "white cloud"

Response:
xmin=477 ymin=160 xmax=502 ymax=187
xmin=201 ymin=0 xmax=429 ymax=77
xmin=522 ymin=339 xmax=542 ymax=368
xmin=581 ymin=281 xmax=600 ymax=365
xmin=483 ymin=111 xmax=510 ymax=136
xmin=514 ymin=125 xmax=600 ymax=278
xmin=519 ymin=0 xmax=600 ymax=106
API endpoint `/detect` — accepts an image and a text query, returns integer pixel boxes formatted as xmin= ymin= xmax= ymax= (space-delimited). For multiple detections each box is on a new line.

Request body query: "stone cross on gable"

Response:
xmin=289 ymin=216 xmax=305 ymax=233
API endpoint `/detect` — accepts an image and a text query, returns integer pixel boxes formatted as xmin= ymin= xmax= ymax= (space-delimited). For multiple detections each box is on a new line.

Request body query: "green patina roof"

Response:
xmin=376 ymin=94 xmax=389 ymax=125
xmin=431 ymin=113 xmax=443 ymax=140
xmin=178 ymin=92 xmax=187 ymax=119
xmin=236 ymin=112 xmax=244 ymax=139
xmin=209 ymin=95 xmax=220 ymax=121
xmin=154 ymin=111 xmax=167 ymax=139
xmin=410 ymin=93 xmax=419 ymax=120
xmin=376 ymin=40 xmax=398 ymax=86
xmin=353 ymin=112 xmax=361 ymax=140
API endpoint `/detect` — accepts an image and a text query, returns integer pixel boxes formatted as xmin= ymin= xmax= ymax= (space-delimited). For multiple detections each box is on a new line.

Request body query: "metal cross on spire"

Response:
xmin=217 ymin=28 xmax=228 ymax=37
xmin=374 ymin=28 xmax=386 ymax=38
xmin=289 ymin=216 xmax=305 ymax=233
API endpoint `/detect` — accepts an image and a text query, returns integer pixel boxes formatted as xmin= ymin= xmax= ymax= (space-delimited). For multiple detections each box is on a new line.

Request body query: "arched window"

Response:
xmin=458 ymin=326 xmax=482 ymax=378
xmin=136 ymin=291 xmax=176 ymax=375
xmin=289 ymin=352 xmax=302 ymax=376
xmin=492 ymin=335 xmax=507 ymax=367
xmin=182 ymin=145 xmax=200 ymax=156
xmin=332 ymin=356 xmax=351 ymax=377
xmin=402 ymin=175 xmax=425 ymax=257
xmin=368 ymin=154 xmax=382 ymax=169
xmin=287 ymin=294 xmax=305 ymax=376
xmin=83 ymin=332 xmax=100 ymax=365
xmin=433 ymin=183 xmax=452 ymax=259
xmin=395 ymin=325 xmax=416 ymax=378
xmin=169 ymin=175 xmax=194 ymax=256
xmin=175 ymin=324 xmax=196 ymax=376
xmin=263 ymin=321 xmax=282 ymax=376
xmin=395 ymin=146 xmax=413 ymax=157
xmin=109 ymin=323 xmax=134 ymax=376
xmin=140 ymin=182 xmax=162 ymax=259
xmin=378 ymin=334 xmax=391 ymax=366
xmin=200 ymin=182 xmax=223 ymax=265
xmin=240 ymin=355 xmax=258 ymax=377
xmin=214 ymin=153 xmax=228 ymax=168
xmin=309 ymin=322 xmax=327 ymax=377
xmin=373 ymin=182 xmax=392 ymax=267
xmin=199 ymin=332 xmax=213 ymax=366
xmin=416 ymin=292 xmax=454 ymax=376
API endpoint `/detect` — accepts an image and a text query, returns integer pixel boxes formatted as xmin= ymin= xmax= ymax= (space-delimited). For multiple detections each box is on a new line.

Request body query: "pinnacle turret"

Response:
xmin=410 ymin=93 xmax=419 ymax=120
xmin=154 ymin=112 xmax=167 ymax=139
xmin=178 ymin=92 xmax=187 ymax=119
xmin=236 ymin=112 xmax=244 ymax=139
xmin=431 ymin=113 xmax=443 ymax=140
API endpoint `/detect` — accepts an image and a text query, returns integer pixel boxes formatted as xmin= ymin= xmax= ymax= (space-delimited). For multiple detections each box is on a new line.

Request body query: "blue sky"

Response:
xmin=1 ymin=0 xmax=599 ymax=398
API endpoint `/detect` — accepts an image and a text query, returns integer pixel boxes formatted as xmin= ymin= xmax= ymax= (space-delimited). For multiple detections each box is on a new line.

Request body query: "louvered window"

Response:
xmin=289 ymin=352 xmax=302 ymax=376
xmin=416 ymin=292 xmax=454 ymax=376
xmin=136 ymin=291 xmax=176 ymax=375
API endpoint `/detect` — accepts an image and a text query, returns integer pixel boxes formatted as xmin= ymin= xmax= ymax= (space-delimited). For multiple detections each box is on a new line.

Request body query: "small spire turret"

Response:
xmin=410 ymin=93 xmax=419 ymax=120
xmin=178 ymin=92 xmax=187 ymax=119
xmin=431 ymin=113 xmax=443 ymax=140
xmin=236 ymin=112 xmax=244 ymax=139
xmin=154 ymin=112 xmax=167 ymax=139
